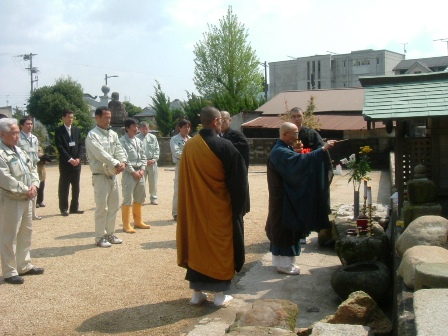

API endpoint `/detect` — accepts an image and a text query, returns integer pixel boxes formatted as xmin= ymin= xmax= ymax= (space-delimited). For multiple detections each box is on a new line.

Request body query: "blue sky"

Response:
xmin=1 ymin=0 xmax=447 ymax=109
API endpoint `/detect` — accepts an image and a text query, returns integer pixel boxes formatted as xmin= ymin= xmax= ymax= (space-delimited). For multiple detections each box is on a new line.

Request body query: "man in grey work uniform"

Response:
xmin=119 ymin=118 xmax=150 ymax=233
xmin=0 ymin=118 xmax=43 ymax=285
xmin=170 ymin=119 xmax=191 ymax=221
xmin=85 ymin=107 xmax=127 ymax=248
xmin=17 ymin=116 xmax=41 ymax=220
xmin=137 ymin=121 xmax=160 ymax=205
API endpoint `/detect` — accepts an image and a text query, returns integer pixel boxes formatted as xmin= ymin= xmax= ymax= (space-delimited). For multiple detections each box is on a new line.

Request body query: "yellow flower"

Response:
xmin=359 ymin=146 xmax=373 ymax=154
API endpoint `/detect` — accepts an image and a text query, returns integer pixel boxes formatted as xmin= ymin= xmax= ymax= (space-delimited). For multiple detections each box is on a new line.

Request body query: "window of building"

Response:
xmin=353 ymin=59 xmax=370 ymax=66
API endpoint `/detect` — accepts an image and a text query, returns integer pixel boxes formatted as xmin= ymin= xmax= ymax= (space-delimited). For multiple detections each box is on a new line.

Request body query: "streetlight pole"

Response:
xmin=105 ymin=74 xmax=119 ymax=85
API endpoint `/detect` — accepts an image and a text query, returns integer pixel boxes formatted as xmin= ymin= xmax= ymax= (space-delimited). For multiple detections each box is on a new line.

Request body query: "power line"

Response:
xmin=433 ymin=38 xmax=448 ymax=54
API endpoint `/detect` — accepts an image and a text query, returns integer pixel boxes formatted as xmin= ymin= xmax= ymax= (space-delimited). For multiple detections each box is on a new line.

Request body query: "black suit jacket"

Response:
xmin=55 ymin=124 xmax=84 ymax=171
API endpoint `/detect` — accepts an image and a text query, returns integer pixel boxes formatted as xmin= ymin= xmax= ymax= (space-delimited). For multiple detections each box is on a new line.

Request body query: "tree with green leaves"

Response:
xmin=123 ymin=101 xmax=143 ymax=117
xmin=303 ymin=96 xmax=321 ymax=130
xmin=13 ymin=106 xmax=26 ymax=120
xmin=212 ymin=92 xmax=264 ymax=115
xmin=27 ymin=77 xmax=93 ymax=138
xmin=180 ymin=92 xmax=211 ymax=132
xmin=193 ymin=6 xmax=262 ymax=105
xmin=151 ymin=81 xmax=174 ymax=136
xmin=32 ymin=119 xmax=49 ymax=146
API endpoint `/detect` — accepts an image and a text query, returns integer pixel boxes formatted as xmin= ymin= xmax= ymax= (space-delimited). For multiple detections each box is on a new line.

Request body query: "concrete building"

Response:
xmin=269 ymin=49 xmax=404 ymax=96
xmin=392 ymin=55 xmax=448 ymax=74
xmin=0 ymin=106 xmax=13 ymax=118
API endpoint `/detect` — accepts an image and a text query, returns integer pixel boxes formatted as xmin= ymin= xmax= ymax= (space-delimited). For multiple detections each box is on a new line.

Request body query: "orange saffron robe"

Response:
xmin=176 ymin=134 xmax=235 ymax=280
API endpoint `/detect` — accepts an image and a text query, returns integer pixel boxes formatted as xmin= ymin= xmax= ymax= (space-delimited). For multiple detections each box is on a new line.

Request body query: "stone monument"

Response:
xmin=403 ymin=164 xmax=442 ymax=227
xmin=107 ymin=92 xmax=128 ymax=134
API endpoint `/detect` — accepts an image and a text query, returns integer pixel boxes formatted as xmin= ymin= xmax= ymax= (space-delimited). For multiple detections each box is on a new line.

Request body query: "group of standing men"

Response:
xmin=0 ymin=107 xmax=161 ymax=285
xmin=84 ymin=107 xmax=159 ymax=247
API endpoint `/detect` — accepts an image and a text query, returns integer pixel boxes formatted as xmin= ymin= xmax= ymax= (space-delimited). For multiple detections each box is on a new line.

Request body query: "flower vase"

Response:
xmin=353 ymin=190 xmax=360 ymax=220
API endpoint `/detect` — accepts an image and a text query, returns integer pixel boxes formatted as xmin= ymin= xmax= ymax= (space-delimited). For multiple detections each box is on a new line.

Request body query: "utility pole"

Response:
xmin=400 ymin=43 xmax=408 ymax=58
xmin=260 ymin=61 xmax=268 ymax=100
xmin=433 ymin=38 xmax=448 ymax=54
xmin=22 ymin=53 xmax=38 ymax=96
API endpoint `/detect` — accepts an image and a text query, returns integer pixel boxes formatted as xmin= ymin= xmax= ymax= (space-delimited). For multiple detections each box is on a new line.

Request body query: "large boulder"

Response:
xmin=227 ymin=299 xmax=298 ymax=333
xmin=395 ymin=216 xmax=448 ymax=257
xmin=324 ymin=291 xmax=392 ymax=335
xmin=397 ymin=245 xmax=448 ymax=289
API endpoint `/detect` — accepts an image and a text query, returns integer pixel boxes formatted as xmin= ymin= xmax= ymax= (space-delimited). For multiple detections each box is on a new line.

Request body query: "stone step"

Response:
xmin=414 ymin=263 xmax=448 ymax=290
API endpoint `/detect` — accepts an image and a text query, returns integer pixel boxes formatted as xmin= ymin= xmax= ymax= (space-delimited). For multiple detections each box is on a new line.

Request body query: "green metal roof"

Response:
xmin=361 ymin=72 xmax=448 ymax=120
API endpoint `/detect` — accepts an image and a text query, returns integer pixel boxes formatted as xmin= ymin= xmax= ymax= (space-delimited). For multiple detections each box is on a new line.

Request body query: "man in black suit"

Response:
xmin=54 ymin=109 xmax=84 ymax=216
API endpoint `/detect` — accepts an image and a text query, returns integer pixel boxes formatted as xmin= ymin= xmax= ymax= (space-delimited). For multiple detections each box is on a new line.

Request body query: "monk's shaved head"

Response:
xmin=279 ymin=122 xmax=297 ymax=137
xmin=200 ymin=106 xmax=221 ymax=127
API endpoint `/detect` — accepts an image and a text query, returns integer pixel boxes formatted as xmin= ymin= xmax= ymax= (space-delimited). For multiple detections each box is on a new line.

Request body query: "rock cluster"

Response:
xmin=227 ymin=292 xmax=392 ymax=335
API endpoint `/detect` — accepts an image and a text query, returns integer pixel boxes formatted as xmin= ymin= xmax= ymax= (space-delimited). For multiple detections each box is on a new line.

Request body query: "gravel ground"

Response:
xmin=0 ymin=164 xmax=270 ymax=336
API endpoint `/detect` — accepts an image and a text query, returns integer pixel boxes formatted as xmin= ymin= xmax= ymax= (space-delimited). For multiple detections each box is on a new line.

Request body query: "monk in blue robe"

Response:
xmin=265 ymin=122 xmax=335 ymax=275
xmin=177 ymin=106 xmax=248 ymax=307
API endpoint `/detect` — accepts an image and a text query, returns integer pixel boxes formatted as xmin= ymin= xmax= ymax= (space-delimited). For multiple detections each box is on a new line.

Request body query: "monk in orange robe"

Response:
xmin=176 ymin=106 xmax=248 ymax=307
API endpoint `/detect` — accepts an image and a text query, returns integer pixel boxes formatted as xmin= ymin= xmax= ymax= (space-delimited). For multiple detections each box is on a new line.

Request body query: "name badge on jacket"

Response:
xmin=69 ymin=141 xmax=76 ymax=147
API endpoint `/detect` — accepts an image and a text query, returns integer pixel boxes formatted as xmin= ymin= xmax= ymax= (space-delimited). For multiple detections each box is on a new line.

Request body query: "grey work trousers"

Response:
xmin=0 ymin=196 xmax=34 ymax=278
xmin=121 ymin=170 xmax=146 ymax=206
xmin=92 ymin=174 xmax=120 ymax=242
xmin=145 ymin=163 xmax=158 ymax=201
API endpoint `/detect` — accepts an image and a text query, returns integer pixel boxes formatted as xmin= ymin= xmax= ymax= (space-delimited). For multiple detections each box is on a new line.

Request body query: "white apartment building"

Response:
xmin=269 ymin=49 xmax=404 ymax=97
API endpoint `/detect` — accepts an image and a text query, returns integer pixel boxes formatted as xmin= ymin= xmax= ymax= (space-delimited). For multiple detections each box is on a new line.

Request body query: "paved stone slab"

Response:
xmin=414 ymin=289 xmax=448 ymax=335
xmin=310 ymin=322 xmax=373 ymax=335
